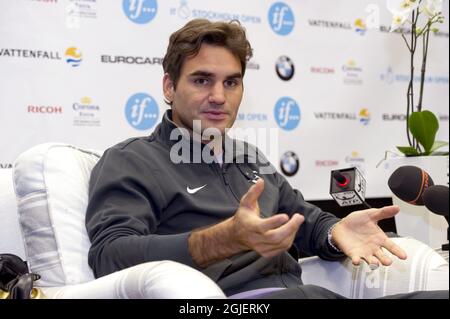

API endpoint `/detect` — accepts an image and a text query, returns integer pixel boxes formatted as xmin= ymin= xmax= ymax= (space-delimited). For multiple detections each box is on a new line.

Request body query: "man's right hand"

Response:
xmin=232 ymin=178 xmax=304 ymax=258
xmin=188 ymin=178 xmax=304 ymax=268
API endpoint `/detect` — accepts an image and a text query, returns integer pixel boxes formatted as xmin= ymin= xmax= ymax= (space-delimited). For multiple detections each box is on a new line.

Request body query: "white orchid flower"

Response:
xmin=387 ymin=0 xmax=420 ymax=14
xmin=390 ymin=11 xmax=411 ymax=31
xmin=424 ymin=0 xmax=443 ymax=17
xmin=387 ymin=0 xmax=420 ymax=31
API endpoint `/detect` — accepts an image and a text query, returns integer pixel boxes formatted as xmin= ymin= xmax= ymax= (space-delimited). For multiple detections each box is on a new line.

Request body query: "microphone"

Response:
xmin=332 ymin=171 xmax=349 ymax=186
xmin=423 ymin=185 xmax=449 ymax=219
xmin=387 ymin=165 xmax=434 ymax=206
xmin=423 ymin=185 xmax=449 ymax=251
xmin=330 ymin=167 xmax=370 ymax=208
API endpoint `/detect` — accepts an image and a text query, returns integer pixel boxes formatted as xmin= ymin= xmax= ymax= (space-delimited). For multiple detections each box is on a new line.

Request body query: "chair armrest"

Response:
xmin=40 ymin=260 xmax=225 ymax=299
xmin=299 ymin=237 xmax=449 ymax=298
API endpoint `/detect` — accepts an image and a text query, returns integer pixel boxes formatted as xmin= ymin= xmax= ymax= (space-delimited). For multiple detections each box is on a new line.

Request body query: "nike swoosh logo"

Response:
xmin=187 ymin=184 xmax=207 ymax=194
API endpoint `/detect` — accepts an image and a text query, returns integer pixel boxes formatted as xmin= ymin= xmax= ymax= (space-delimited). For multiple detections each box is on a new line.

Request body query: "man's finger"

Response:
xmin=257 ymin=213 xmax=290 ymax=233
xmin=369 ymin=205 xmax=400 ymax=222
xmin=240 ymin=178 xmax=265 ymax=210
xmin=264 ymin=214 xmax=304 ymax=244
xmin=374 ymin=248 xmax=392 ymax=266
xmin=382 ymin=238 xmax=407 ymax=260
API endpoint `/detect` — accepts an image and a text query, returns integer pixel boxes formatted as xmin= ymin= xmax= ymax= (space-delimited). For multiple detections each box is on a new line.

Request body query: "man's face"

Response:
xmin=163 ymin=44 xmax=244 ymax=137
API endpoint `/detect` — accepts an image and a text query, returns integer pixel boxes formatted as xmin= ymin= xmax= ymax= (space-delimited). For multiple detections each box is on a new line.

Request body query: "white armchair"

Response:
xmin=1 ymin=143 xmax=448 ymax=299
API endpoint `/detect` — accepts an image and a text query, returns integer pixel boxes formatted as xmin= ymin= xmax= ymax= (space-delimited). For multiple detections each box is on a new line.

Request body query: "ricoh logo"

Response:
xmin=310 ymin=66 xmax=335 ymax=74
xmin=27 ymin=105 xmax=63 ymax=114
xmin=123 ymin=0 xmax=157 ymax=24
xmin=268 ymin=2 xmax=295 ymax=35
xmin=274 ymin=97 xmax=301 ymax=131
xmin=125 ymin=93 xmax=159 ymax=130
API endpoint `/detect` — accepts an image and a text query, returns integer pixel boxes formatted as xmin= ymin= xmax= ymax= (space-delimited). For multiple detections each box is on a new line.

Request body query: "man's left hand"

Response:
xmin=331 ymin=205 xmax=407 ymax=267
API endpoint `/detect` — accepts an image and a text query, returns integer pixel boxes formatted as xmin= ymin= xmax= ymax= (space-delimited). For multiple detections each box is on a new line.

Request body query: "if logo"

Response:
xmin=268 ymin=2 xmax=295 ymax=35
xmin=125 ymin=93 xmax=159 ymax=130
xmin=274 ymin=97 xmax=300 ymax=131
xmin=123 ymin=0 xmax=158 ymax=24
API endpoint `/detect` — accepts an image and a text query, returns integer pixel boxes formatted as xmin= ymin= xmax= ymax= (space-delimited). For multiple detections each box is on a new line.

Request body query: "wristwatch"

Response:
xmin=327 ymin=224 xmax=342 ymax=253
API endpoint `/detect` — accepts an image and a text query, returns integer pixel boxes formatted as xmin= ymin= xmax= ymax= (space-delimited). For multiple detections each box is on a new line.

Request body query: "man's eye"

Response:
xmin=194 ymin=78 xmax=209 ymax=85
xmin=225 ymin=80 xmax=238 ymax=87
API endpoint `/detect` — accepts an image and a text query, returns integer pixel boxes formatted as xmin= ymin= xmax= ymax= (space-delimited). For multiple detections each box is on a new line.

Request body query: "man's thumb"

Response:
xmin=240 ymin=178 xmax=264 ymax=210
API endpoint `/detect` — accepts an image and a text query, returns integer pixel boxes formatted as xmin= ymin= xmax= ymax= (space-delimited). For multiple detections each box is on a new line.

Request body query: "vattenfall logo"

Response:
xmin=354 ymin=19 xmax=367 ymax=35
xmin=274 ymin=97 xmax=300 ymax=131
xmin=275 ymin=56 xmax=294 ymax=81
xmin=0 ymin=48 xmax=61 ymax=60
xmin=268 ymin=2 xmax=295 ymax=36
xmin=359 ymin=108 xmax=370 ymax=126
xmin=65 ymin=47 xmax=82 ymax=67
xmin=169 ymin=0 xmax=261 ymax=24
xmin=125 ymin=93 xmax=159 ymax=130
xmin=0 ymin=47 xmax=82 ymax=67
xmin=123 ymin=0 xmax=157 ymax=24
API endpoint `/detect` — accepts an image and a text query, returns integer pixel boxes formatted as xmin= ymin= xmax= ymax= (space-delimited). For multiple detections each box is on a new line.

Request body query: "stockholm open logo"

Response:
xmin=274 ymin=97 xmax=301 ymax=131
xmin=123 ymin=0 xmax=158 ymax=24
xmin=268 ymin=2 xmax=295 ymax=35
xmin=125 ymin=93 xmax=159 ymax=130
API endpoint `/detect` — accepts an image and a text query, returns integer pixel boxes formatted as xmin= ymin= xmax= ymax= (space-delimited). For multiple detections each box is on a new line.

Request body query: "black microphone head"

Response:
xmin=422 ymin=185 xmax=449 ymax=217
xmin=388 ymin=165 xmax=434 ymax=205
xmin=332 ymin=171 xmax=348 ymax=186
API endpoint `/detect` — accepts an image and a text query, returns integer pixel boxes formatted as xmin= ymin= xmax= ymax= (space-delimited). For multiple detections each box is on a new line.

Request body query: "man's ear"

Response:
xmin=163 ymin=73 xmax=175 ymax=103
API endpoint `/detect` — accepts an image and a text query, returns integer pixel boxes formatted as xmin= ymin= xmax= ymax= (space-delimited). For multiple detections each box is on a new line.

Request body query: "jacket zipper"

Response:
xmin=211 ymin=163 xmax=240 ymax=203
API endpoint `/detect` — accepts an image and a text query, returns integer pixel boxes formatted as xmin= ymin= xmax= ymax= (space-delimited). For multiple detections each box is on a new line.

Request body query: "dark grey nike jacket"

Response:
xmin=85 ymin=110 xmax=344 ymax=296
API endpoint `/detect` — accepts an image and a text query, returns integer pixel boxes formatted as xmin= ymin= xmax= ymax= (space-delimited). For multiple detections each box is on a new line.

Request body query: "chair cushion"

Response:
xmin=299 ymin=237 xmax=449 ymax=298
xmin=13 ymin=143 xmax=102 ymax=286
xmin=0 ymin=169 xmax=26 ymax=259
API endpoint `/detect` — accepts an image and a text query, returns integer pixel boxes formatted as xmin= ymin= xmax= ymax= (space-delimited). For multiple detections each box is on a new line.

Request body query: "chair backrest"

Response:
xmin=12 ymin=143 xmax=102 ymax=287
xmin=0 ymin=169 xmax=26 ymax=259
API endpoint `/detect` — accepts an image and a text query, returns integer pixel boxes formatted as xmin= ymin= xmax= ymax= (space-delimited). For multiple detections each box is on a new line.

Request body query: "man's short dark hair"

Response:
xmin=162 ymin=19 xmax=253 ymax=89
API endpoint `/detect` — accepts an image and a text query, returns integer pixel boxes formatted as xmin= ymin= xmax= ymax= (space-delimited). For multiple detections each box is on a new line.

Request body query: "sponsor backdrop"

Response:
xmin=0 ymin=0 xmax=448 ymax=200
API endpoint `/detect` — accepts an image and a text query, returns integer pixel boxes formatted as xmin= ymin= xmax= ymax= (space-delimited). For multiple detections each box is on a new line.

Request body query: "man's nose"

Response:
xmin=208 ymin=83 xmax=226 ymax=105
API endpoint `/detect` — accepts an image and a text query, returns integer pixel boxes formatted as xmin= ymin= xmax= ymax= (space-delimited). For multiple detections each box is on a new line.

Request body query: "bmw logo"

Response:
xmin=280 ymin=151 xmax=299 ymax=177
xmin=276 ymin=56 xmax=294 ymax=81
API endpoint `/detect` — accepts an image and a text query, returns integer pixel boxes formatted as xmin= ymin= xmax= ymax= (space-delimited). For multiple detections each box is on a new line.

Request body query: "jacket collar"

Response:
xmin=154 ymin=110 xmax=256 ymax=163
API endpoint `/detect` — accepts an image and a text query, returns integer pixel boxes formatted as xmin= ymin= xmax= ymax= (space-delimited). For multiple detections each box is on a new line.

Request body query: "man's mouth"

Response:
xmin=202 ymin=110 xmax=228 ymax=120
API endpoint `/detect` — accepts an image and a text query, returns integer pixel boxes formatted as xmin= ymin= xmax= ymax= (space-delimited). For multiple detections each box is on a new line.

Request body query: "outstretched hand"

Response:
xmin=331 ymin=205 xmax=407 ymax=267
xmin=233 ymin=178 xmax=304 ymax=258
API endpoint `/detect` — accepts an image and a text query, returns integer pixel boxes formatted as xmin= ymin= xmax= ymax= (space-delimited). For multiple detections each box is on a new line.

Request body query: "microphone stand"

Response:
xmin=443 ymin=217 xmax=449 ymax=251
